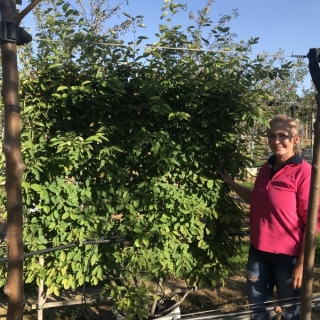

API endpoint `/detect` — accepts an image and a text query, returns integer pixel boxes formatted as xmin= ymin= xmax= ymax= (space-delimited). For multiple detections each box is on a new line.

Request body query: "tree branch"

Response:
xmin=15 ymin=0 xmax=42 ymax=24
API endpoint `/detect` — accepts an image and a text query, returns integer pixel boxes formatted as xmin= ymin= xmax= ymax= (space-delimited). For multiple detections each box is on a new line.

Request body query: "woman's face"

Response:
xmin=267 ymin=120 xmax=300 ymax=161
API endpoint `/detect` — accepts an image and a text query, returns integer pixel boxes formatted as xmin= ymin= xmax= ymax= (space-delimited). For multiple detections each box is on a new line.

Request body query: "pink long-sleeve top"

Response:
xmin=250 ymin=154 xmax=319 ymax=256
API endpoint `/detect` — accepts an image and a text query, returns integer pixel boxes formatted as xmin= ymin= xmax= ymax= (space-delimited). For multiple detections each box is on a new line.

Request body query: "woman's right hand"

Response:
xmin=217 ymin=170 xmax=234 ymax=185
xmin=217 ymin=170 xmax=252 ymax=203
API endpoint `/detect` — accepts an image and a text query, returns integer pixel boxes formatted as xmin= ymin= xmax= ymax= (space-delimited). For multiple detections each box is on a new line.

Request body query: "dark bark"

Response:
xmin=0 ymin=0 xmax=41 ymax=319
xmin=0 ymin=15 xmax=25 ymax=320
xmin=300 ymin=93 xmax=320 ymax=320
xmin=1 ymin=42 xmax=25 ymax=320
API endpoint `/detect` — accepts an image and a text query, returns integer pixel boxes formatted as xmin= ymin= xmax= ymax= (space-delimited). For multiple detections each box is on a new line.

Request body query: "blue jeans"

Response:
xmin=247 ymin=244 xmax=300 ymax=319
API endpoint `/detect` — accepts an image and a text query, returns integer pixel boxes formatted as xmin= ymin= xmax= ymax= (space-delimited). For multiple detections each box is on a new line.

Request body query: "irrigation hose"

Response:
xmin=0 ymin=237 xmax=132 ymax=262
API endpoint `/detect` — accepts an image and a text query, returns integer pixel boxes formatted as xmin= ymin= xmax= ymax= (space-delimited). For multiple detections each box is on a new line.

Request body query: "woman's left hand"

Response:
xmin=291 ymin=262 xmax=303 ymax=289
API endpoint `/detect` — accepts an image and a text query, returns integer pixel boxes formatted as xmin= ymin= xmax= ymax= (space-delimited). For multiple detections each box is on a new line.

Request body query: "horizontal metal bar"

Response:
xmin=181 ymin=296 xmax=320 ymax=319
xmin=31 ymin=298 xmax=93 ymax=310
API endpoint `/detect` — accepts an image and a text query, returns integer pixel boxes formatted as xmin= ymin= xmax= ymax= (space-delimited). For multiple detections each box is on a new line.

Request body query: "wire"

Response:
xmin=292 ymin=53 xmax=307 ymax=59
xmin=180 ymin=294 xmax=320 ymax=319
xmin=32 ymin=37 xmax=307 ymax=59
xmin=180 ymin=295 xmax=320 ymax=319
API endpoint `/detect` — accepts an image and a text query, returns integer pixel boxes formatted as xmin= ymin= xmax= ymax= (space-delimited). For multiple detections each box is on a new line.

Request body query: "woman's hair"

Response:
xmin=268 ymin=115 xmax=301 ymax=155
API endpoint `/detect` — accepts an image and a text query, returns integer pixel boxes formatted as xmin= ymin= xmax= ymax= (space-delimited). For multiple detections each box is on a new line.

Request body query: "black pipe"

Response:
xmin=0 ymin=230 xmax=250 ymax=263
xmin=0 ymin=238 xmax=132 ymax=262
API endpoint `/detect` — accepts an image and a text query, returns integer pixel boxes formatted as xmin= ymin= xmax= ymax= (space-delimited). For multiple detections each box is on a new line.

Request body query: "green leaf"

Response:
xmin=142 ymin=236 xmax=149 ymax=247
xmin=81 ymin=81 xmax=91 ymax=86
xmin=30 ymin=184 xmax=42 ymax=192
xmin=91 ymin=254 xmax=99 ymax=266
xmin=57 ymin=86 xmax=69 ymax=91
xmin=134 ymin=238 xmax=140 ymax=247
xmin=207 ymin=180 xmax=213 ymax=188
xmin=60 ymin=250 xmax=66 ymax=262
xmin=48 ymin=63 xmax=62 ymax=69
xmin=85 ymin=136 xmax=102 ymax=143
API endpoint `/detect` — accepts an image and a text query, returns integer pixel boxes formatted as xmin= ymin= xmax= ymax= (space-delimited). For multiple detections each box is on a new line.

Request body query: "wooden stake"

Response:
xmin=300 ymin=93 xmax=320 ymax=320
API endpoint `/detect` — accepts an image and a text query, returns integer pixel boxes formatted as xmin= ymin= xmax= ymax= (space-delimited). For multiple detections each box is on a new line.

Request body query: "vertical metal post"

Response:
xmin=37 ymin=256 xmax=47 ymax=320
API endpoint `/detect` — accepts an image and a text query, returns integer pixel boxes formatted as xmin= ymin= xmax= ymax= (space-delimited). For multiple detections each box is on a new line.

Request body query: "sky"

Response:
xmin=122 ymin=0 xmax=319 ymax=59
xmin=22 ymin=0 xmax=320 ymax=87
xmin=22 ymin=0 xmax=319 ymax=56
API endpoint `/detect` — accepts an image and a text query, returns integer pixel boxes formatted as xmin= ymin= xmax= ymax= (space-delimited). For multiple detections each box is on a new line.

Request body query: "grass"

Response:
xmin=315 ymin=236 xmax=320 ymax=264
xmin=239 ymin=181 xmax=254 ymax=189
xmin=253 ymin=159 xmax=266 ymax=167
xmin=228 ymin=239 xmax=249 ymax=274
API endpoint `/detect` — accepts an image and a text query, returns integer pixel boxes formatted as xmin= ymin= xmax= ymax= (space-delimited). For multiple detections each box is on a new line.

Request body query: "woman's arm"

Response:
xmin=218 ymin=170 xmax=252 ymax=203
xmin=291 ymin=230 xmax=305 ymax=289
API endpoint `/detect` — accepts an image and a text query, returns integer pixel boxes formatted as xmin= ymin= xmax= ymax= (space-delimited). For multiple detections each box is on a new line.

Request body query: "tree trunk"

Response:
xmin=0 ymin=1 xmax=25 ymax=319
xmin=300 ymin=94 xmax=320 ymax=320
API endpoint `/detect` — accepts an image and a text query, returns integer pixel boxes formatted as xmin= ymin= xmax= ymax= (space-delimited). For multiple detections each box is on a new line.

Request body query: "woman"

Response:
xmin=219 ymin=115 xmax=317 ymax=319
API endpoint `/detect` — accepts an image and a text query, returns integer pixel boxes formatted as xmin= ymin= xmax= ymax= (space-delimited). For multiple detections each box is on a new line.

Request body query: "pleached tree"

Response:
xmin=0 ymin=1 xmax=306 ymax=319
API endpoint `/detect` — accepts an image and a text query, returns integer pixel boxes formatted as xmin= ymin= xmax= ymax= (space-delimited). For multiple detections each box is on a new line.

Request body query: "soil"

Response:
xmin=180 ymin=270 xmax=320 ymax=319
